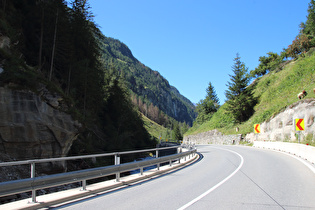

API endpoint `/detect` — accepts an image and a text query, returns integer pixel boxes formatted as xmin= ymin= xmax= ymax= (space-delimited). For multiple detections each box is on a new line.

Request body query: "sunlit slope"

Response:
xmin=141 ymin=113 xmax=168 ymax=140
xmin=186 ymin=53 xmax=315 ymax=136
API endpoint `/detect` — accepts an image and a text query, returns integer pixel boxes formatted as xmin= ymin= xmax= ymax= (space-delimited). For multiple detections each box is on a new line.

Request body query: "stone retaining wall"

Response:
xmin=183 ymin=129 xmax=241 ymax=145
xmin=245 ymin=99 xmax=315 ymax=142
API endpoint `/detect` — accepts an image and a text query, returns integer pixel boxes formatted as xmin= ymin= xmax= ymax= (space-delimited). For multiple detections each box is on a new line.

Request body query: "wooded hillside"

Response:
xmin=0 ymin=0 xmax=159 ymax=155
xmin=99 ymin=36 xmax=196 ymax=127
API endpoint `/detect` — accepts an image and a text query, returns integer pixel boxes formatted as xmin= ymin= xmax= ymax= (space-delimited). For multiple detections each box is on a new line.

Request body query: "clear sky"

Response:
xmin=88 ymin=0 xmax=309 ymax=105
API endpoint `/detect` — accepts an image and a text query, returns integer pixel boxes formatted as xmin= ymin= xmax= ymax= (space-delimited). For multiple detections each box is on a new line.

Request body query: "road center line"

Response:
xmin=177 ymin=147 xmax=244 ymax=210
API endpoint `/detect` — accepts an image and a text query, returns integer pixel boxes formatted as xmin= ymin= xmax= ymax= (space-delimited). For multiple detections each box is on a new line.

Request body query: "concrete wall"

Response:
xmin=183 ymin=129 xmax=241 ymax=145
xmin=253 ymin=141 xmax=315 ymax=164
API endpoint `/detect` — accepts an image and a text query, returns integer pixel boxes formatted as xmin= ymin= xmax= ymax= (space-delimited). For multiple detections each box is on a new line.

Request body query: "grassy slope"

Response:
xmin=141 ymin=113 xmax=168 ymax=140
xmin=185 ymin=52 xmax=315 ymax=136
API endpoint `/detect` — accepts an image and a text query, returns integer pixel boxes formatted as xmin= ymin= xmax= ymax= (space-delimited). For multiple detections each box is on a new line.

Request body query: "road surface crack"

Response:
xmin=239 ymin=169 xmax=286 ymax=210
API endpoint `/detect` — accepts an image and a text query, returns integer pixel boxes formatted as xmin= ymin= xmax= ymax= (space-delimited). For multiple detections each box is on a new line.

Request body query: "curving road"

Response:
xmin=54 ymin=145 xmax=315 ymax=210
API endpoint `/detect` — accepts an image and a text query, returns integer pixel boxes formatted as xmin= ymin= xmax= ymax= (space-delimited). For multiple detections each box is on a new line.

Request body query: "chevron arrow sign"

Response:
xmin=295 ymin=119 xmax=305 ymax=131
xmin=254 ymin=124 xmax=260 ymax=133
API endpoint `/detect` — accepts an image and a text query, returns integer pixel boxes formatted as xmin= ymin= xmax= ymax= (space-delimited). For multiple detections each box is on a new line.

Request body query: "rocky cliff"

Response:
xmin=0 ymin=86 xmax=81 ymax=161
xmin=245 ymin=99 xmax=315 ymax=142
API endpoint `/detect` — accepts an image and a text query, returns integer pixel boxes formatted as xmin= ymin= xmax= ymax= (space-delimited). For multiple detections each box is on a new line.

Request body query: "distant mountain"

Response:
xmin=99 ymin=36 xmax=196 ymax=126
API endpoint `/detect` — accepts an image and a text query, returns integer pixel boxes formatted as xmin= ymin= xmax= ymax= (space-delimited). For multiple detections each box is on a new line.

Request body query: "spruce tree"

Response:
xmin=173 ymin=123 xmax=182 ymax=141
xmin=204 ymin=82 xmax=220 ymax=114
xmin=195 ymin=82 xmax=219 ymax=124
xmin=285 ymin=0 xmax=315 ymax=58
xmin=304 ymin=0 xmax=315 ymax=36
xmin=225 ymin=53 xmax=255 ymax=123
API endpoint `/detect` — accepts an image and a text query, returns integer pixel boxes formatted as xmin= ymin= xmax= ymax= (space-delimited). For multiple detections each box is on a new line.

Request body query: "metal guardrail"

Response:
xmin=0 ymin=145 xmax=196 ymax=203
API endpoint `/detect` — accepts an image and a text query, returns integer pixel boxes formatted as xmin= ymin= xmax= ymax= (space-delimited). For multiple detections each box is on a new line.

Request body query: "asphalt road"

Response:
xmin=54 ymin=145 xmax=315 ymax=210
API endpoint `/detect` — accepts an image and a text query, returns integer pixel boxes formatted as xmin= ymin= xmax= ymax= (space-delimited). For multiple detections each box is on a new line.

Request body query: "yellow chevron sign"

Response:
xmin=295 ymin=119 xmax=305 ymax=131
xmin=254 ymin=124 xmax=260 ymax=133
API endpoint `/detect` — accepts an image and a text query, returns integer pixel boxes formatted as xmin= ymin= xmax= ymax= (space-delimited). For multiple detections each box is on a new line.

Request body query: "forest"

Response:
xmin=0 ymin=0 xmax=160 ymax=154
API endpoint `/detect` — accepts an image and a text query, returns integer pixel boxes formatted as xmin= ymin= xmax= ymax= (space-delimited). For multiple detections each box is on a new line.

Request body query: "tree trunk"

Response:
xmin=66 ymin=65 xmax=72 ymax=96
xmin=49 ymin=9 xmax=59 ymax=81
xmin=3 ymin=0 xmax=6 ymax=13
xmin=83 ymin=61 xmax=88 ymax=118
xmin=38 ymin=7 xmax=44 ymax=71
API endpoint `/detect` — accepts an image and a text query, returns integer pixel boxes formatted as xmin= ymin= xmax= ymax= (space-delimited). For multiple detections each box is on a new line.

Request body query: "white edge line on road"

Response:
xmin=177 ymin=147 xmax=244 ymax=210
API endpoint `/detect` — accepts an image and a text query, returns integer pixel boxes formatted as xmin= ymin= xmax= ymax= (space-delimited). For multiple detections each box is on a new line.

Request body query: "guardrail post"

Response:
xmin=81 ymin=180 xmax=87 ymax=191
xmin=30 ymin=162 xmax=36 ymax=203
xmin=115 ymin=153 xmax=120 ymax=182
xmin=156 ymin=149 xmax=160 ymax=170
xmin=140 ymin=167 xmax=143 ymax=176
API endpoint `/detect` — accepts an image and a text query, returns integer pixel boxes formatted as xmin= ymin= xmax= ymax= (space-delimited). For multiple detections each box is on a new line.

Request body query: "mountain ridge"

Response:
xmin=99 ymin=36 xmax=196 ymax=125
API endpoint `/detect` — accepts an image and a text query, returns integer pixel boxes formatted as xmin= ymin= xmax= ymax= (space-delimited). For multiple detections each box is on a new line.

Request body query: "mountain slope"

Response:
xmin=0 ymin=0 xmax=157 ymax=157
xmin=186 ymin=52 xmax=315 ymax=136
xmin=99 ymin=36 xmax=196 ymax=125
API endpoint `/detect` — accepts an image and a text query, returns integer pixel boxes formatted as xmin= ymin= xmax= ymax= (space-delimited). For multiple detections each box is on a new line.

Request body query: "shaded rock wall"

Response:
xmin=0 ymin=87 xmax=81 ymax=161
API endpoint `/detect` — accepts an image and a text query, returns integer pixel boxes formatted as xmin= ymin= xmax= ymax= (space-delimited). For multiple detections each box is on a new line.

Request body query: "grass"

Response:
xmin=141 ymin=113 xmax=168 ymax=140
xmin=239 ymin=141 xmax=253 ymax=146
xmin=303 ymin=133 xmax=315 ymax=146
xmin=185 ymin=52 xmax=315 ymax=141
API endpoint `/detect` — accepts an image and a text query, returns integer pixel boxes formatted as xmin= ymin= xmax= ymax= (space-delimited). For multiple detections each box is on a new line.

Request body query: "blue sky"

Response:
xmin=89 ymin=0 xmax=309 ymax=104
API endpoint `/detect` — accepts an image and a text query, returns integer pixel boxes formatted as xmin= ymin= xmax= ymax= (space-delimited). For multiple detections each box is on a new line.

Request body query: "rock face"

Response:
xmin=183 ymin=129 xmax=241 ymax=145
xmin=0 ymin=87 xmax=81 ymax=161
xmin=245 ymin=99 xmax=315 ymax=142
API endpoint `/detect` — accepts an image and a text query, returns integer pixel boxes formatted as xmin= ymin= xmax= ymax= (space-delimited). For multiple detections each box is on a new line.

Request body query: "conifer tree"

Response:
xmin=286 ymin=0 xmax=315 ymax=58
xmin=195 ymin=82 xmax=219 ymax=124
xmin=225 ymin=53 xmax=255 ymax=123
xmin=173 ymin=122 xmax=182 ymax=141
xmin=304 ymin=0 xmax=315 ymax=36
xmin=204 ymin=82 xmax=220 ymax=114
